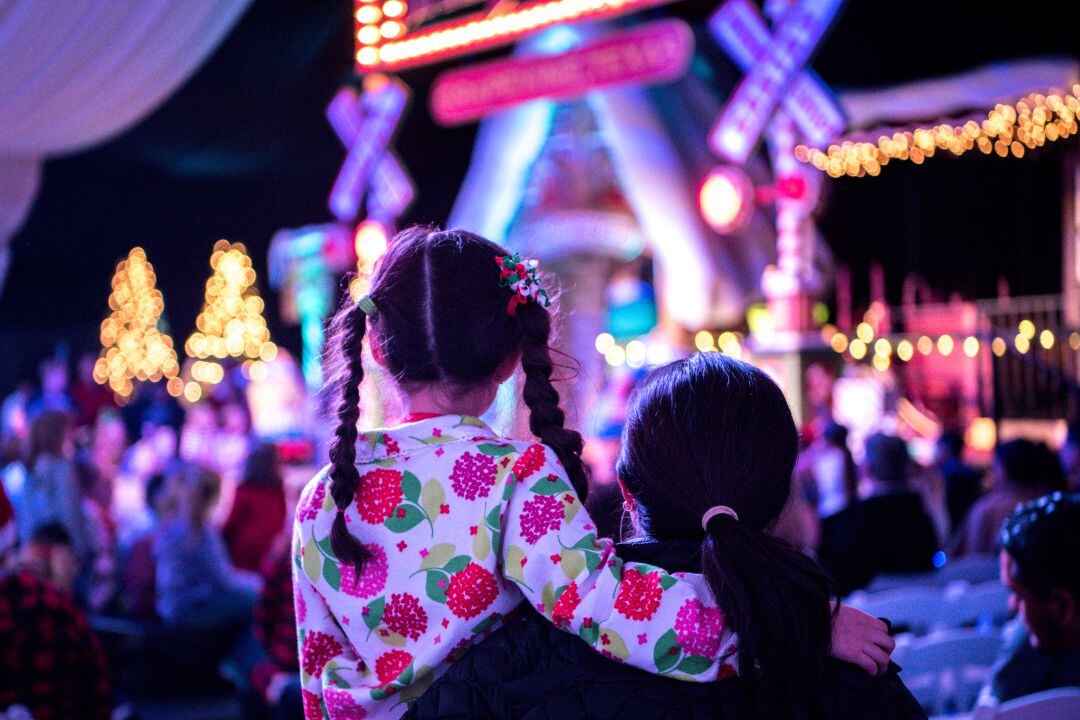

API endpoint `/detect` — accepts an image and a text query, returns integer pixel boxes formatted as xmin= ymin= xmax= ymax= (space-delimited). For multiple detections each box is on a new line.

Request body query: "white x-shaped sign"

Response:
xmin=709 ymin=0 xmax=845 ymax=164
xmin=327 ymin=78 xmax=415 ymax=225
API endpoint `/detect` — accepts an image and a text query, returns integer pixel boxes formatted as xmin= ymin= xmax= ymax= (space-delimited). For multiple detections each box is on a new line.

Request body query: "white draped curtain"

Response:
xmin=0 ymin=0 xmax=253 ymax=289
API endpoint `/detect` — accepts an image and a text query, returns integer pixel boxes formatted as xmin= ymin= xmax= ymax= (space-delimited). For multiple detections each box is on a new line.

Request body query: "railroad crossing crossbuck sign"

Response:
xmin=708 ymin=0 xmax=845 ymax=164
xmin=327 ymin=77 xmax=415 ymax=226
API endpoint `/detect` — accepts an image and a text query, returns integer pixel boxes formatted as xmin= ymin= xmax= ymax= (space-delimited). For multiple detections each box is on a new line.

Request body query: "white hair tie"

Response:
xmin=702 ymin=505 xmax=739 ymax=530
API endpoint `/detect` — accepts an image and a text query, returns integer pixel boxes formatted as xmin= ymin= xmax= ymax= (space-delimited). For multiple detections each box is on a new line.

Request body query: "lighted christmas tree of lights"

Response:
xmin=93 ymin=248 xmax=181 ymax=399
xmin=185 ymin=240 xmax=277 ymax=388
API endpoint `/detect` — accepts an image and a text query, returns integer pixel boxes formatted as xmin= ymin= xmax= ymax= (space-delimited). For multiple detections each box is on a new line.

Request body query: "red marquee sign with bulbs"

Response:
xmin=353 ymin=0 xmax=679 ymax=73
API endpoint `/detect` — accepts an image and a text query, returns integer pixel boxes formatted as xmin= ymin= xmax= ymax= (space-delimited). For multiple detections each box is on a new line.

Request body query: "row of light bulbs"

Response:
xmin=357 ymin=0 xmax=662 ymax=70
xmin=796 ymin=85 xmax=1080 ymax=178
xmin=355 ymin=0 xmax=408 ymax=67
xmin=825 ymin=320 xmax=1080 ymax=371
xmin=593 ymin=330 xmax=746 ymax=369
xmin=595 ymin=321 xmax=1077 ymax=374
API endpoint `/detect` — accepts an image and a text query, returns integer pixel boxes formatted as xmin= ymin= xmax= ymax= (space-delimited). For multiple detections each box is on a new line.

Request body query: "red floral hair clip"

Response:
xmin=495 ymin=253 xmax=551 ymax=317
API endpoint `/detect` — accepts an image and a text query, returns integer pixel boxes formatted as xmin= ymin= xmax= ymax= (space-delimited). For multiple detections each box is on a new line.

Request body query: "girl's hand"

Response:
xmin=830 ymin=603 xmax=896 ymax=676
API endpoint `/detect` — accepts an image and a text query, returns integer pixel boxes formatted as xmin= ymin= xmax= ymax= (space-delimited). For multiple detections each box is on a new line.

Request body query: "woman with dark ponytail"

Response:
xmin=409 ymin=352 xmax=919 ymax=720
xmin=295 ymin=228 xmax=895 ymax=719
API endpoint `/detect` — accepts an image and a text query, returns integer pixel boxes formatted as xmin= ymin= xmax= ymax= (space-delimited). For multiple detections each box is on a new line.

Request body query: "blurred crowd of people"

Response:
xmin=2 ymin=349 xmax=1079 ymax=719
xmin=786 ymin=415 xmax=1079 ymax=596
xmin=0 ymin=353 xmax=305 ymax=720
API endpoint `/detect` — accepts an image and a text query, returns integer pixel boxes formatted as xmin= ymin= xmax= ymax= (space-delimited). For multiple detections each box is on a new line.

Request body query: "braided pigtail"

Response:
xmin=517 ymin=303 xmax=589 ymax=500
xmin=324 ymin=294 xmax=370 ymax=569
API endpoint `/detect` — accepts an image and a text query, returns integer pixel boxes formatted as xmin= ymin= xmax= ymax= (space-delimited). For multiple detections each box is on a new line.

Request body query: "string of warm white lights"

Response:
xmin=593 ymin=321 xmax=1079 ymax=374
xmin=93 ymin=248 xmax=181 ymax=399
xmin=823 ymin=320 xmax=1080 ymax=373
xmin=796 ymin=85 xmax=1080 ymax=178
xmin=594 ymin=331 xmax=745 ymax=368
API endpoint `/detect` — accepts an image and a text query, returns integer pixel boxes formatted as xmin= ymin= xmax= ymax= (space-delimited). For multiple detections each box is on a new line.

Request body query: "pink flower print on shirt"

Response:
xmin=512 ymin=444 xmax=546 ymax=480
xmin=356 ymin=469 xmax=403 ymax=523
xmin=324 ymin=687 xmax=367 ymax=719
xmin=383 ymin=592 xmax=428 ymax=640
xmin=519 ymin=495 xmax=565 ymax=544
xmin=614 ymin=569 xmax=664 ymax=621
xmin=552 ymin=582 xmax=581 ymax=628
xmin=445 ymin=562 xmax=498 ymax=619
xmin=302 ymin=630 xmax=344 ymax=678
xmin=298 ymin=481 xmax=326 ymax=522
xmin=339 ymin=544 xmax=388 ymax=598
xmin=674 ymin=598 xmax=725 ymax=658
xmin=302 ymin=688 xmax=322 ymax=719
xmin=449 ymin=452 xmax=497 ymax=500
xmin=375 ymin=649 xmax=413 ymax=687
xmin=297 ymin=584 xmax=308 ymax=623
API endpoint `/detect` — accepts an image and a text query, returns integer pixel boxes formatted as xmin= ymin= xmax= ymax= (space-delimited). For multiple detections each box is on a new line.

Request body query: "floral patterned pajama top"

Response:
xmin=293 ymin=415 xmax=738 ymax=719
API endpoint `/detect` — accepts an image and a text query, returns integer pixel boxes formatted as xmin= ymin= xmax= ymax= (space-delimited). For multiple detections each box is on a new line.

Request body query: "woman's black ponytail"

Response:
xmin=701 ymin=517 xmax=834 ymax=718
xmin=517 ymin=302 xmax=589 ymax=501
xmin=324 ymin=293 xmax=371 ymax=569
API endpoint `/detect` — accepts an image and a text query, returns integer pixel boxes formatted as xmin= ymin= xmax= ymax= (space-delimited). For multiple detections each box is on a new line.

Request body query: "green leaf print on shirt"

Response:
xmin=419 ymin=543 xmax=456 ymax=570
xmin=559 ymin=550 xmax=585 ymax=580
xmin=472 ymin=520 xmax=491 ymax=560
xmin=443 ymin=555 xmax=471 ymax=574
xmin=410 ymin=434 xmax=457 ymax=445
xmin=420 ymin=478 xmax=445 ymax=521
xmin=425 ymin=570 xmax=449 ymax=603
xmin=476 ymin=442 xmax=516 ymax=457
xmin=529 ymin=475 xmax=571 ymax=496
xmin=363 ymin=596 xmax=386 ymax=632
xmin=302 ymin=537 xmax=321 ymax=584
xmin=653 ymin=628 xmax=682 ymax=673
xmin=323 ymin=558 xmax=342 ymax=591
xmin=677 ymin=654 xmax=712 ymax=675
xmin=579 ymin=618 xmax=600 ymax=646
xmin=486 ymin=504 xmax=502 ymax=557
xmin=541 ymin=581 xmax=556 ymax=615
xmin=385 ymin=504 xmax=426 ymax=533
xmin=414 ymin=552 xmax=469 ymax=603
xmin=599 ymin=627 xmax=631 ymax=662
xmin=401 ymin=472 xmax=422 ymax=503
xmin=504 ymin=545 xmax=533 ymax=591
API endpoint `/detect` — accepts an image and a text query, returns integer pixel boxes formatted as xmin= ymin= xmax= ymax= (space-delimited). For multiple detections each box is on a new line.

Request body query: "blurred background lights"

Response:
xmin=699 ymin=166 xmax=753 ymax=235
xmin=937 ymin=334 xmax=954 ymax=356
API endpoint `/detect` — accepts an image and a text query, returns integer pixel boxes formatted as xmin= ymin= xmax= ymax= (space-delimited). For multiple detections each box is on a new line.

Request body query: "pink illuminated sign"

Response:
xmin=429 ymin=19 xmax=694 ymax=126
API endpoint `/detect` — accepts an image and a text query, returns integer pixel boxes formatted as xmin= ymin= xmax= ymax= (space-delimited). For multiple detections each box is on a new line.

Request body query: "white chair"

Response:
xmin=971 ymin=687 xmax=1080 ymax=719
xmin=937 ymin=555 xmax=1000 ymax=586
xmin=894 ymin=628 xmax=1004 ymax=715
xmin=943 ymin=582 xmax=1012 ymax=630
xmin=847 ymin=586 xmax=945 ymax=635
xmin=867 ymin=555 xmax=1001 ymax=593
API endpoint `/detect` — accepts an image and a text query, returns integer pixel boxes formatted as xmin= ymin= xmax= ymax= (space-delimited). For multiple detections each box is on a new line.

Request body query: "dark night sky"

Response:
xmin=0 ymin=0 xmax=1076 ymax=390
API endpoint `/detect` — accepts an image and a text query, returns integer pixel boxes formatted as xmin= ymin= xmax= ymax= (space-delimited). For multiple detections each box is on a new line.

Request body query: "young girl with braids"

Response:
xmin=293 ymin=227 xmax=893 ymax=719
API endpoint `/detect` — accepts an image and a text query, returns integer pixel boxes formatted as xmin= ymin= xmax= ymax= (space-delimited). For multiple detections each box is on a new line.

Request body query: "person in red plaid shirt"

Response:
xmin=0 ymin=523 xmax=111 ymax=720
xmin=251 ymin=532 xmax=302 ymax=718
